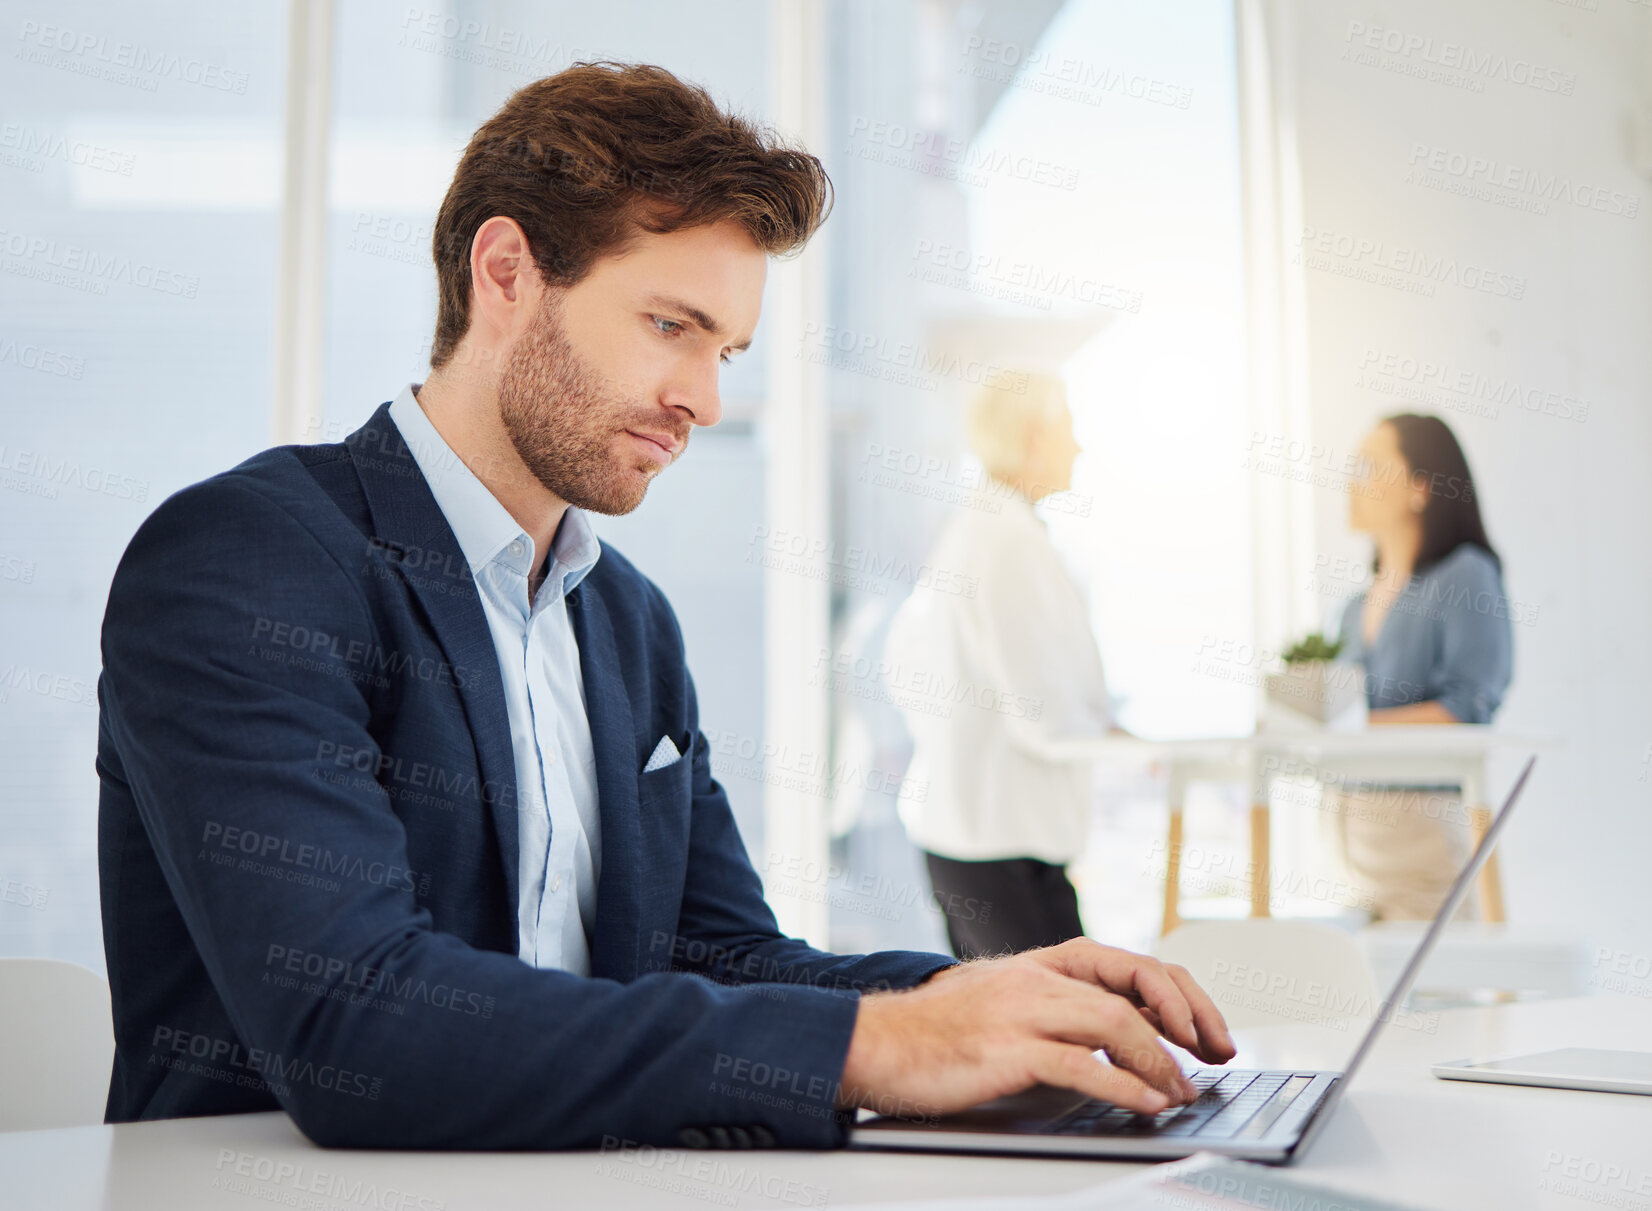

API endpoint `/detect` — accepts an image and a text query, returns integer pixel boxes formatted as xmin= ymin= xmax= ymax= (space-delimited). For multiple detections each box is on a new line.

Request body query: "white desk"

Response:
xmin=4 ymin=995 xmax=1645 ymax=1210
xmin=1089 ymin=728 xmax=1548 ymax=934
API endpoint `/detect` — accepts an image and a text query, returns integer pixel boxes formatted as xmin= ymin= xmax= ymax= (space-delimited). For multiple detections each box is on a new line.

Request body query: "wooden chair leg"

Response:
xmin=1162 ymin=808 xmax=1184 ymax=937
xmin=1249 ymin=804 xmax=1271 ymax=918
xmin=1469 ymin=805 xmax=1506 ymax=922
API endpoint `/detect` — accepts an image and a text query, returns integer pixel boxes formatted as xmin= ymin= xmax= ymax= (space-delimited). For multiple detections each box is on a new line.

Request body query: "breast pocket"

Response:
xmin=634 ymin=752 xmax=693 ymax=912
xmin=635 ymin=747 xmax=692 ymax=812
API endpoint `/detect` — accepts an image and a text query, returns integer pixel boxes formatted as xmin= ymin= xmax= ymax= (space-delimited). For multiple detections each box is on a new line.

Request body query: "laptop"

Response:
xmin=850 ymin=755 xmax=1537 ymax=1164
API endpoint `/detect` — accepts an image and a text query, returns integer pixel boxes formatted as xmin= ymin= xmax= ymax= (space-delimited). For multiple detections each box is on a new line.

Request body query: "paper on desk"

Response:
xmin=840 ymin=1152 xmax=1443 ymax=1210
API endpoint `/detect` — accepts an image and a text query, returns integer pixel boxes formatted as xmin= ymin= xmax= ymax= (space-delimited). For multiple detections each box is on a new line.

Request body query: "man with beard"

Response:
xmin=95 ymin=61 xmax=1233 ymax=1151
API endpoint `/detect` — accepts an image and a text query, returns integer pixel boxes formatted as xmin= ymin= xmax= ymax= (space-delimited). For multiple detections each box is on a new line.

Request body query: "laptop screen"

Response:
xmin=1293 ymin=754 xmax=1536 ymax=1150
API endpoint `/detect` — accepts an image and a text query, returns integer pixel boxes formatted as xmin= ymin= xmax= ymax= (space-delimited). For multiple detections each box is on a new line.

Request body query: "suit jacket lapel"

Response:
xmin=345 ymin=403 xmax=523 ymax=929
xmin=568 ymin=583 xmax=641 ymax=982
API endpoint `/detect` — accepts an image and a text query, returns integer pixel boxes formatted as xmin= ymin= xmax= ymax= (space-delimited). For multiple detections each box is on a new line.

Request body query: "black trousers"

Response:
xmin=922 ymin=852 xmax=1086 ymax=960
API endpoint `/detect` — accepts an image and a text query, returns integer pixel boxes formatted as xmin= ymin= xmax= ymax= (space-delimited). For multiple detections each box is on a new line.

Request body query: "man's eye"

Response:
xmin=652 ymin=316 xmax=684 ymax=336
xmin=718 ymin=350 xmax=733 ymax=365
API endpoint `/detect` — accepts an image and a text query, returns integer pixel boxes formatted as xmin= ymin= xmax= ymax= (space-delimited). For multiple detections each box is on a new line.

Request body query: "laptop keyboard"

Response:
xmin=1048 ymin=1070 xmax=1322 ymax=1141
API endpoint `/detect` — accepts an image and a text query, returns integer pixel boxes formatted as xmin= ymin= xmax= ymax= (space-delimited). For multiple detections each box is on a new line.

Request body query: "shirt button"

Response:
xmin=509 ymin=539 xmax=526 ymax=558
xmin=550 ymin=874 xmax=563 ymax=892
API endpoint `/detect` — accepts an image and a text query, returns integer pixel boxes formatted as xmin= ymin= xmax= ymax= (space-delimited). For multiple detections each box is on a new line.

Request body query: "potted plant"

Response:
xmin=1264 ymin=632 xmax=1366 ymax=726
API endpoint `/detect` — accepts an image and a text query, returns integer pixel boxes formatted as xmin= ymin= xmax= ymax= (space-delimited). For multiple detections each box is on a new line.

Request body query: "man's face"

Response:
xmin=497 ymin=218 xmax=766 ymax=515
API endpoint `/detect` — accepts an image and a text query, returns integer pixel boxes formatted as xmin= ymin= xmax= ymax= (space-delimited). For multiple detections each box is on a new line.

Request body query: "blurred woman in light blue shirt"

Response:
xmin=1332 ymin=413 xmax=1513 ymax=919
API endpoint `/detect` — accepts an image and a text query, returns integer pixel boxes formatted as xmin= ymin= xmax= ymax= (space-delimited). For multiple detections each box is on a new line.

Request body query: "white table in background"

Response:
xmin=1245 ymin=726 xmax=1553 ymax=927
xmin=1091 ymin=728 xmax=1551 ymax=934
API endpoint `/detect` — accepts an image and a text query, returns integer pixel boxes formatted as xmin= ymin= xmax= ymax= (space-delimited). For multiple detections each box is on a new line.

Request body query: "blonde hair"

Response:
xmin=965 ymin=372 xmax=1069 ymax=482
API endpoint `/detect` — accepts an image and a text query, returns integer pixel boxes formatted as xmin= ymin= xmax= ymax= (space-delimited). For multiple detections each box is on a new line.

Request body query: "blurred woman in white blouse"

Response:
xmin=884 ymin=373 xmax=1116 ymax=958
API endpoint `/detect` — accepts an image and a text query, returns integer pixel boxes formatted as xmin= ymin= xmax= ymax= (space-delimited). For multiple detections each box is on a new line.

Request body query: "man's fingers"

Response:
xmin=1161 ymin=963 xmax=1238 ymax=1063
xmin=1029 ymin=984 xmax=1194 ymax=1102
xmin=1025 ymin=1042 xmax=1175 ymax=1116
xmin=1034 ymin=942 xmax=1237 ymax=1066
xmin=1123 ymin=961 xmax=1202 ymax=1055
xmin=1034 ymin=941 xmax=1192 ymax=1029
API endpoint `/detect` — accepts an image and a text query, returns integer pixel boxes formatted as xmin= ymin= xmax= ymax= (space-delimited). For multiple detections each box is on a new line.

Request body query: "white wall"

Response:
xmin=1263 ymin=0 xmax=1652 ymax=971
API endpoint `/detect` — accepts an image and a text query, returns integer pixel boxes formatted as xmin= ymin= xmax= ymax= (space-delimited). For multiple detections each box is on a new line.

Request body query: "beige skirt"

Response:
xmin=1328 ymin=785 xmax=1478 ymax=923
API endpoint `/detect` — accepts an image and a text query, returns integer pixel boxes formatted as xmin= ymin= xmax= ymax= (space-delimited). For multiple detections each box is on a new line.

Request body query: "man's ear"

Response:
xmin=470 ymin=216 xmax=541 ymax=320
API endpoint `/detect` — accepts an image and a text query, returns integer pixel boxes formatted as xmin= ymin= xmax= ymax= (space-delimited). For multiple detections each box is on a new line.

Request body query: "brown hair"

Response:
xmin=428 ymin=60 xmax=832 ymax=370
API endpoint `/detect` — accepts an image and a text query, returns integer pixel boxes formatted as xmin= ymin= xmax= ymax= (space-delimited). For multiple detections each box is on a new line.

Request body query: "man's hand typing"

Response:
xmin=839 ymin=938 xmax=1236 ymax=1118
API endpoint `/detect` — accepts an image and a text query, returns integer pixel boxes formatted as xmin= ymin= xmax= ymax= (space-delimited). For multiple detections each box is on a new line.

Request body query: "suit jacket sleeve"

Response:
xmin=642 ymin=602 xmax=958 ymax=994
xmin=98 ymin=475 xmax=927 ymax=1150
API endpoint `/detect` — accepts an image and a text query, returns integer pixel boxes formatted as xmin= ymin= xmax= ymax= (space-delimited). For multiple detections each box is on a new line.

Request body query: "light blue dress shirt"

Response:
xmin=389 ymin=383 xmax=603 ymax=975
xmin=1335 ymin=543 xmax=1513 ymax=725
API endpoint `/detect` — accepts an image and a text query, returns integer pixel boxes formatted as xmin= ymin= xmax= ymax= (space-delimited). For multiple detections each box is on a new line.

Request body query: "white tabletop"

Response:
xmin=1249 ymin=724 xmax=1554 ymax=758
xmin=3 ymin=994 xmax=1646 ymax=1210
xmin=1087 ymin=728 xmax=1553 ymax=778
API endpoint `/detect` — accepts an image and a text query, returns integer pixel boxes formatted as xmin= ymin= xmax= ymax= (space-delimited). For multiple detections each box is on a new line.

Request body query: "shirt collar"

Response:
xmin=984 ymin=474 xmax=1043 ymax=522
xmin=387 ymin=382 xmax=600 ymax=594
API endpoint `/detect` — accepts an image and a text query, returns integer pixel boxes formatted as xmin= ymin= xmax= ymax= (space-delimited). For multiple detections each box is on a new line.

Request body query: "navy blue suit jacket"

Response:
xmin=95 ymin=400 xmax=953 ymax=1149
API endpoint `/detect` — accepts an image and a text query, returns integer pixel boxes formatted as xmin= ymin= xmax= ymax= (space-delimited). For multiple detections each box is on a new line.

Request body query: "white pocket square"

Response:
xmin=643 ymin=734 xmax=681 ymax=773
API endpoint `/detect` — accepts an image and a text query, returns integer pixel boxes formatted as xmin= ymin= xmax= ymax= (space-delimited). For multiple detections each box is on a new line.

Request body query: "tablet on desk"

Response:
xmin=1432 ymin=1048 xmax=1652 ymax=1095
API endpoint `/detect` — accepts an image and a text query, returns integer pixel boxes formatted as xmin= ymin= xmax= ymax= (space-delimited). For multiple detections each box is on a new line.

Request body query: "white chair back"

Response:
xmin=0 ymin=958 xmax=114 ymax=1131
xmin=1155 ymin=919 xmax=1380 ymax=1031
